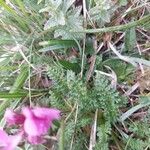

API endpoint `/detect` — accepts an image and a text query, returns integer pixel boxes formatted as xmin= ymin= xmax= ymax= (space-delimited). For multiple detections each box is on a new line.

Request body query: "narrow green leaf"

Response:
xmin=0 ymin=90 xmax=47 ymax=99
xmin=120 ymin=96 xmax=150 ymax=122
xmin=10 ymin=66 xmax=28 ymax=92
xmin=15 ymin=0 xmax=28 ymax=16
xmin=0 ymin=92 xmax=26 ymax=98
xmin=39 ymin=40 xmax=78 ymax=52
xmin=0 ymin=0 xmax=17 ymax=15
xmin=0 ymin=65 xmax=17 ymax=71
xmin=120 ymin=104 xmax=144 ymax=122
xmin=0 ymin=0 xmax=28 ymax=30
xmin=59 ymin=60 xmax=81 ymax=73
xmin=0 ymin=66 xmax=28 ymax=115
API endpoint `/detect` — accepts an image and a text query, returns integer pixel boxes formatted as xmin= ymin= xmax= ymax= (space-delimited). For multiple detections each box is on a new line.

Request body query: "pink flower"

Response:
xmin=22 ymin=107 xmax=60 ymax=144
xmin=4 ymin=109 xmax=25 ymax=126
xmin=0 ymin=128 xmax=22 ymax=150
xmin=4 ymin=107 xmax=61 ymax=145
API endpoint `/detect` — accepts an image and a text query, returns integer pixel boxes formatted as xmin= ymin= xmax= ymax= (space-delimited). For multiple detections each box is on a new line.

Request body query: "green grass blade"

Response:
xmin=120 ymin=104 xmax=144 ymax=122
xmin=39 ymin=40 xmax=78 ymax=52
xmin=14 ymin=0 xmax=28 ymax=16
xmin=120 ymin=96 xmax=150 ymax=122
xmin=59 ymin=60 xmax=81 ymax=73
xmin=10 ymin=66 xmax=28 ymax=92
xmin=0 ymin=92 xmax=27 ymax=98
xmin=0 ymin=66 xmax=28 ymax=115
xmin=0 ymin=0 xmax=17 ymax=15
xmin=0 ymin=0 xmax=28 ymax=31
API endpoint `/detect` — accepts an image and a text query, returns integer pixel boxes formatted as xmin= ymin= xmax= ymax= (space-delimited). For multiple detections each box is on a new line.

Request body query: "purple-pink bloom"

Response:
xmin=22 ymin=107 xmax=60 ymax=144
xmin=4 ymin=107 xmax=60 ymax=145
xmin=0 ymin=128 xmax=22 ymax=150
xmin=4 ymin=109 xmax=25 ymax=126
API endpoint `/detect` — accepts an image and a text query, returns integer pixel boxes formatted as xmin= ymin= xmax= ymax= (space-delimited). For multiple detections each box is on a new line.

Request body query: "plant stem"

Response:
xmin=70 ymin=15 xmax=150 ymax=33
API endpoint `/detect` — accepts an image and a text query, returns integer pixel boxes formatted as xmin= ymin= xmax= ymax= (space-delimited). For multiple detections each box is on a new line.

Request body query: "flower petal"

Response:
xmin=24 ymin=117 xmax=48 ymax=136
xmin=8 ymin=133 xmax=22 ymax=150
xmin=23 ymin=107 xmax=49 ymax=136
xmin=22 ymin=107 xmax=33 ymax=119
xmin=4 ymin=109 xmax=25 ymax=125
xmin=33 ymin=108 xmax=60 ymax=120
xmin=22 ymin=107 xmax=61 ymax=144
xmin=0 ymin=129 xmax=22 ymax=150
xmin=0 ymin=129 xmax=9 ymax=147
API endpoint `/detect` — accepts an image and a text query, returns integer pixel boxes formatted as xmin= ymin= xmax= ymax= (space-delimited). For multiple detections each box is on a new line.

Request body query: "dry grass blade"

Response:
xmin=109 ymin=42 xmax=150 ymax=67
xmin=89 ymin=109 xmax=98 ymax=150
